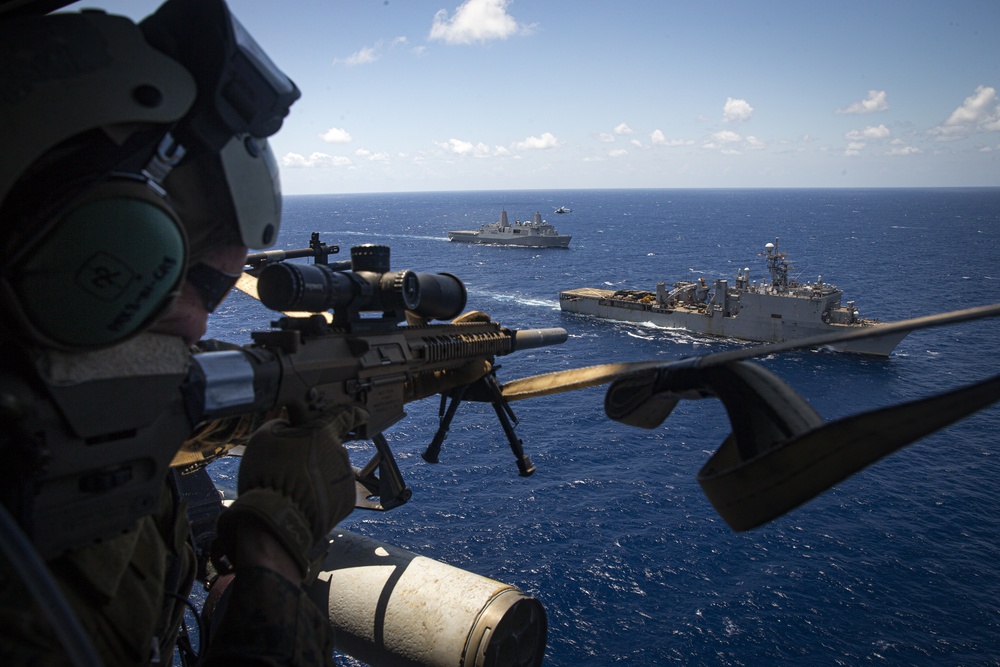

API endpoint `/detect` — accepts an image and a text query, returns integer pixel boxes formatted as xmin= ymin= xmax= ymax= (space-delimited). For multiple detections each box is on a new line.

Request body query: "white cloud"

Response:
xmin=630 ymin=139 xmax=646 ymax=149
xmin=944 ymin=85 xmax=995 ymax=125
xmin=929 ymin=85 xmax=1000 ymax=141
xmin=356 ymin=148 xmax=390 ymax=162
xmin=334 ymin=37 xmax=409 ymax=66
xmin=335 ymin=46 xmax=378 ymax=66
xmin=429 ymin=0 xmax=533 ymax=45
xmin=432 ymin=137 xmax=519 ymax=157
xmin=609 ymin=148 xmax=628 ymax=157
xmin=651 ymin=129 xmax=694 ymax=147
xmin=438 ymin=138 xmax=493 ymax=157
xmin=845 ymin=124 xmax=891 ymax=141
xmin=702 ymin=129 xmax=763 ymax=154
xmin=598 ymin=132 xmax=615 ymax=143
xmin=837 ymin=90 xmax=889 ymax=114
xmin=707 ymin=130 xmax=743 ymax=146
xmin=842 ymin=124 xmax=891 ymax=155
xmin=281 ymin=152 xmax=353 ymax=168
xmin=321 ymin=127 xmax=352 ymax=143
xmin=844 ymin=141 xmax=866 ymax=156
xmin=512 ymin=132 xmax=560 ymax=151
xmin=887 ymin=145 xmax=922 ymax=156
xmin=722 ymin=97 xmax=753 ymax=123
xmin=614 ymin=123 xmax=633 ymax=135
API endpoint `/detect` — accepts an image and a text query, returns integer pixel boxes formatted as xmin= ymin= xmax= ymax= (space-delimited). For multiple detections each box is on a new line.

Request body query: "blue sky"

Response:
xmin=88 ymin=0 xmax=1000 ymax=193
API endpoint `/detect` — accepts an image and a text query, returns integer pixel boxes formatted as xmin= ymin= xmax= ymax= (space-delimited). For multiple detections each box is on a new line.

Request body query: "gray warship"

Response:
xmin=448 ymin=210 xmax=571 ymax=248
xmin=559 ymin=238 xmax=908 ymax=356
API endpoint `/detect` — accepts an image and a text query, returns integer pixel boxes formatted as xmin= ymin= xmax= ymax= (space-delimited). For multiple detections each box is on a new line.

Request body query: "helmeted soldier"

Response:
xmin=0 ymin=1 xmax=362 ymax=663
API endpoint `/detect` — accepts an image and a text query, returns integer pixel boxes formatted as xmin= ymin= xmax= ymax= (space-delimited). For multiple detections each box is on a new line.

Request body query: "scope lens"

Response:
xmin=411 ymin=272 xmax=467 ymax=321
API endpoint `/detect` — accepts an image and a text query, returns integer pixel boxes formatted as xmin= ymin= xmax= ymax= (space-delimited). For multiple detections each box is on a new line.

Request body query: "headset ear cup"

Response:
xmin=7 ymin=181 xmax=188 ymax=349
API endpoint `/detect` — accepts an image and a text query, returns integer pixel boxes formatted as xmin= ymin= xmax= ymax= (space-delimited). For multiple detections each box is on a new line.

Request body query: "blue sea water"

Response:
xmin=206 ymin=188 xmax=1000 ymax=666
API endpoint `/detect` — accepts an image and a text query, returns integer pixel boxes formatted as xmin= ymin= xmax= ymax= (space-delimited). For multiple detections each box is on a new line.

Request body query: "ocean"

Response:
xmin=205 ymin=188 xmax=1000 ymax=666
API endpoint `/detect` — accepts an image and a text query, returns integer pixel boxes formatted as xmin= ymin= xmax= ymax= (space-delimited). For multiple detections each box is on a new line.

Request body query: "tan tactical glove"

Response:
xmin=212 ymin=406 xmax=367 ymax=578
xmin=405 ymin=310 xmax=494 ymax=401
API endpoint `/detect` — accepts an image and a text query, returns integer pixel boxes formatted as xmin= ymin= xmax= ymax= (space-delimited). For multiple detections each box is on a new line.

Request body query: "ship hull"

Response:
xmin=559 ymin=288 xmax=907 ymax=356
xmin=448 ymin=231 xmax=571 ymax=248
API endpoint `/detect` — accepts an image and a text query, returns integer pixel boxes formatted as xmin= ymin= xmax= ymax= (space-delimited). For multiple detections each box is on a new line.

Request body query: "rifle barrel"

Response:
xmin=512 ymin=328 xmax=568 ymax=351
xmin=246 ymin=247 xmax=347 ymax=270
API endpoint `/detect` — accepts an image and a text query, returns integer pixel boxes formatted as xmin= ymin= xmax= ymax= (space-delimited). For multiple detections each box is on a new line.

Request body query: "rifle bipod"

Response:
xmin=354 ymin=432 xmax=413 ymax=511
xmin=353 ymin=370 xmax=535 ymax=511
xmin=422 ymin=369 xmax=537 ymax=477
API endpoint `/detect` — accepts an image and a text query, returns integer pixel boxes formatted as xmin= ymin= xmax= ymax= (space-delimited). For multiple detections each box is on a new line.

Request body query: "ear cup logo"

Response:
xmin=104 ymin=254 xmax=180 ymax=334
xmin=76 ymin=251 xmax=139 ymax=301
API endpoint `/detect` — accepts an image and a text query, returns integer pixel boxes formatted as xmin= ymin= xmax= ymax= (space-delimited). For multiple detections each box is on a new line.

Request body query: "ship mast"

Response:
xmin=765 ymin=237 xmax=792 ymax=292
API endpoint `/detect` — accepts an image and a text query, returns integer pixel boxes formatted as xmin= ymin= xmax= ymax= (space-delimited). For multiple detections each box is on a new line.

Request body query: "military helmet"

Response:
xmin=0 ymin=0 xmax=299 ymax=349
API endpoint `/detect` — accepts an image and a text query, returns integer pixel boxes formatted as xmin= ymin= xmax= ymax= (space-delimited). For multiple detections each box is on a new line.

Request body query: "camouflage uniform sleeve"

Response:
xmin=200 ymin=566 xmax=335 ymax=666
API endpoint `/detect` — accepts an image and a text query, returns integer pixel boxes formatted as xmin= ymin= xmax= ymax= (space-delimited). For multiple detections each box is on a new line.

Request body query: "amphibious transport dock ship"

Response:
xmin=559 ymin=238 xmax=908 ymax=356
xmin=449 ymin=210 xmax=571 ymax=248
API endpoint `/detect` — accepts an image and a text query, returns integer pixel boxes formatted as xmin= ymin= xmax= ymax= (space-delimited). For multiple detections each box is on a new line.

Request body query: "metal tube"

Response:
xmin=313 ymin=530 xmax=547 ymax=667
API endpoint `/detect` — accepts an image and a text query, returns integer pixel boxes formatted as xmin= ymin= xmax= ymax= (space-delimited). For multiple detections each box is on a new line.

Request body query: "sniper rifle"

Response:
xmin=187 ymin=241 xmax=567 ymax=510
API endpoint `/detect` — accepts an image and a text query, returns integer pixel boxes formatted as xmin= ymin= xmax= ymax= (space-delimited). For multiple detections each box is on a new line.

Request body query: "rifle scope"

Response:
xmin=256 ymin=244 xmax=467 ymax=321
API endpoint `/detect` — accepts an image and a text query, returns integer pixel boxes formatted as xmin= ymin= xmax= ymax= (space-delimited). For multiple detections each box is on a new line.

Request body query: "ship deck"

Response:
xmin=559 ymin=287 xmax=616 ymax=298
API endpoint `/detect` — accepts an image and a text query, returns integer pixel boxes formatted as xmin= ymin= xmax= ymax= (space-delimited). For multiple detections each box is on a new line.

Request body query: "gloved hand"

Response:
xmin=212 ymin=405 xmax=367 ymax=579
xmin=405 ymin=310 xmax=494 ymax=401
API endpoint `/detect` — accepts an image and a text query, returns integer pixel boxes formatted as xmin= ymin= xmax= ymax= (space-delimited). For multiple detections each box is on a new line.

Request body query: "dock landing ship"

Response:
xmin=559 ymin=238 xmax=908 ymax=356
xmin=448 ymin=209 xmax=571 ymax=248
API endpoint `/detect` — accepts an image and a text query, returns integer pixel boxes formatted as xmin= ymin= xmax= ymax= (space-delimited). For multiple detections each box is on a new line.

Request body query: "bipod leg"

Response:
xmin=354 ymin=432 xmax=412 ymax=511
xmin=481 ymin=373 xmax=536 ymax=477
xmin=422 ymin=384 xmax=470 ymax=464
